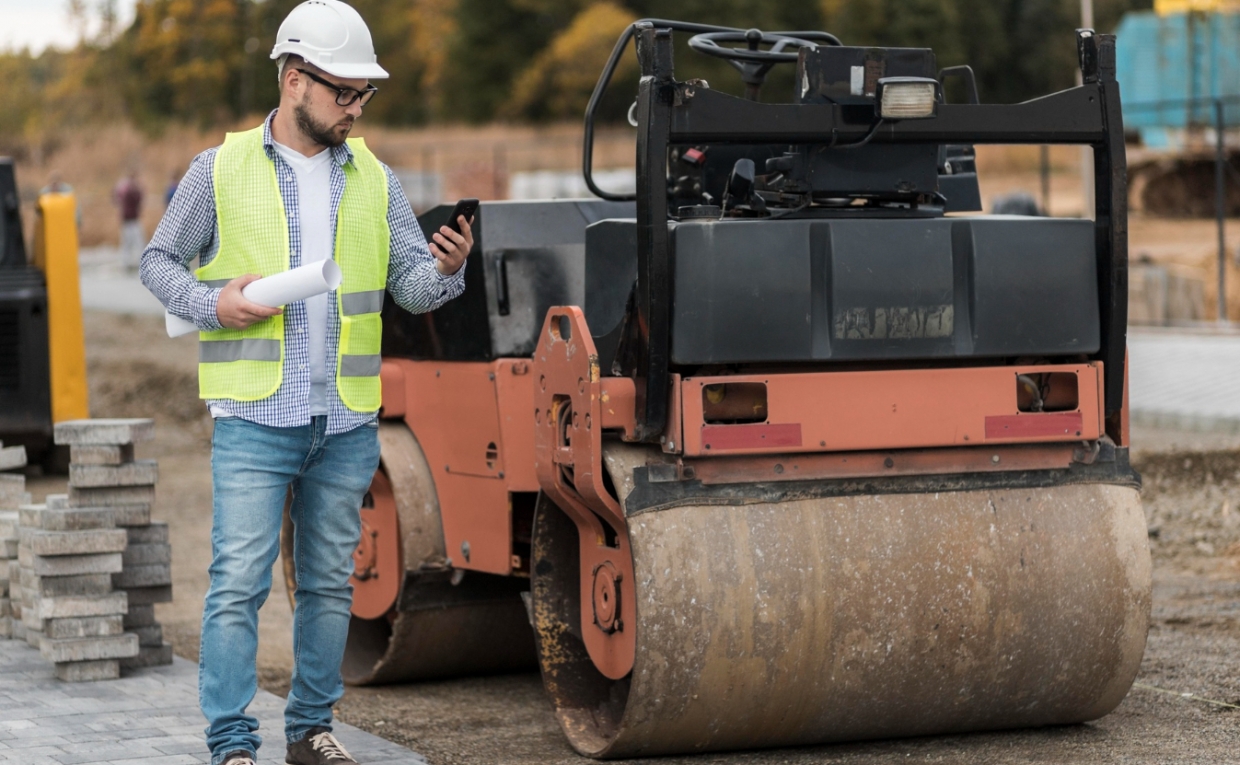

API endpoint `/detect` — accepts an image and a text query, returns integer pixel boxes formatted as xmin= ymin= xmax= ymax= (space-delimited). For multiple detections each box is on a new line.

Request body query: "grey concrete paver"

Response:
xmin=4 ymin=735 xmax=72 ymax=749
xmin=0 ymin=640 xmax=426 ymax=765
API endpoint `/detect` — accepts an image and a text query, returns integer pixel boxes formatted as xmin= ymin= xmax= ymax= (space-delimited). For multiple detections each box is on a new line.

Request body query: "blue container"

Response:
xmin=1115 ymin=11 xmax=1240 ymax=146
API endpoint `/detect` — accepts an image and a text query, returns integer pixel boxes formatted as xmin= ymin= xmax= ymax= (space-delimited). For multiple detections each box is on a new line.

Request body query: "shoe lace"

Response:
xmin=309 ymin=731 xmax=353 ymax=762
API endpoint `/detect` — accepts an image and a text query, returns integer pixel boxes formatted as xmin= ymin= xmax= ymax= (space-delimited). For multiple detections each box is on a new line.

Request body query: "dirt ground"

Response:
xmin=25 ymin=310 xmax=1240 ymax=765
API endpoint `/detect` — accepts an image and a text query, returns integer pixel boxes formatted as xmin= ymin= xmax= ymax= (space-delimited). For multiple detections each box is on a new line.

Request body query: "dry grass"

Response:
xmin=14 ymin=128 xmax=1076 ymax=247
xmin=15 ymin=123 xmax=223 ymax=248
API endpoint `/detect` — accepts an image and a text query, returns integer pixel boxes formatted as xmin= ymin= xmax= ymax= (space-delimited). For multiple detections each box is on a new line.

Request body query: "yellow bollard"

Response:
xmin=33 ymin=193 xmax=89 ymax=423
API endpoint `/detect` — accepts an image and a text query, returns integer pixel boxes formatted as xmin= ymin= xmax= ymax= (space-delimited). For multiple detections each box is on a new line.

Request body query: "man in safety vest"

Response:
xmin=140 ymin=2 xmax=470 ymax=764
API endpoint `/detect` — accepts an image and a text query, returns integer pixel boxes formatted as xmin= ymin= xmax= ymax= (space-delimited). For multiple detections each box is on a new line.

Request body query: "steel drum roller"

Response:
xmin=532 ymin=444 xmax=1150 ymax=758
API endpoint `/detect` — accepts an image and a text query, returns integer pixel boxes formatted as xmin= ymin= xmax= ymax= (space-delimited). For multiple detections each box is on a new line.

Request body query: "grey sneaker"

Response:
xmin=221 ymin=752 xmax=256 ymax=765
xmin=286 ymin=727 xmax=358 ymax=765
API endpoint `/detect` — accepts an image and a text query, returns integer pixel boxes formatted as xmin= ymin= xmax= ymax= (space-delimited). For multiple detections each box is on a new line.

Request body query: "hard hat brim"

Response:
xmin=315 ymin=62 xmax=390 ymax=80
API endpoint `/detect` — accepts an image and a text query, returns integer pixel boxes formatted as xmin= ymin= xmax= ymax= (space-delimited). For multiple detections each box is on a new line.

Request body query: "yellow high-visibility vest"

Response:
xmin=196 ymin=125 xmax=390 ymax=412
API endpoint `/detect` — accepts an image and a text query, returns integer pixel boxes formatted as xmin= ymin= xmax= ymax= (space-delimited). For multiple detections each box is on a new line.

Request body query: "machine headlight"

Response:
xmin=875 ymin=77 xmax=940 ymax=120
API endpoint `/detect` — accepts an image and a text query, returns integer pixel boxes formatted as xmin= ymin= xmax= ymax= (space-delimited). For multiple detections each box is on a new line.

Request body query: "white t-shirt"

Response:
xmin=273 ymin=139 xmax=334 ymax=415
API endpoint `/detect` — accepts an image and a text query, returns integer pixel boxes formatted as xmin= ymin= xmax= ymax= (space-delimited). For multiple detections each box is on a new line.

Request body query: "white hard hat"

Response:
xmin=270 ymin=0 xmax=388 ymax=80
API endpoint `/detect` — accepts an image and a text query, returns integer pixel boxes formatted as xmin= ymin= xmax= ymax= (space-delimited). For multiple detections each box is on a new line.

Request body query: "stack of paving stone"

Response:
xmin=1 ymin=508 xmax=16 ymax=640
xmin=0 ymin=439 xmax=30 ymax=639
xmin=17 ymin=498 xmax=136 ymax=680
xmin=54 ymin=418 xmax=174 ymax=670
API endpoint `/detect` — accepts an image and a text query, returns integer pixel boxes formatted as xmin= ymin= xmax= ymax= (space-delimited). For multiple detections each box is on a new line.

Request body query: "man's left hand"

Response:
xmin=431 ymin=216 xmax=473 ymax=276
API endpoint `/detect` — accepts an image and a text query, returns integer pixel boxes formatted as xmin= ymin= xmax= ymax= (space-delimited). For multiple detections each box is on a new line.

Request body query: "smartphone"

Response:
xmin=445 ymin=198 xmax=479 ymax=235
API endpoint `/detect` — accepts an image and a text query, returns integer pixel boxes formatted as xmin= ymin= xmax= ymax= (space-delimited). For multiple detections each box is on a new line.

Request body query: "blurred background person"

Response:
xmin=114 ymin=169 xmax=144 ymax=271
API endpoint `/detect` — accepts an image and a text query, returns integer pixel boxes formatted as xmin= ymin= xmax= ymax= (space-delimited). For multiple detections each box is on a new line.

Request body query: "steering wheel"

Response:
xmin=689 ymin=29 xmax=840 ymax=63
xmin=584 ymin=20 xmax=844 ymax=200
xmin=688 ymin=29 xmax=841 ymax=99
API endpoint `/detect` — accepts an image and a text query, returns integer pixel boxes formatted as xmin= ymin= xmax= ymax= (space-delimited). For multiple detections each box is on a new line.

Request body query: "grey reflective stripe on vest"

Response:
xmin=199 ymin=339 xmax=281 ymax=363
xmin=340 ymin=354 xmax=382 ymax=377
xmin=341 ymin=289 xmax=384 ymax=316
xmin=201 ymin=278 xmax=233 ymax=289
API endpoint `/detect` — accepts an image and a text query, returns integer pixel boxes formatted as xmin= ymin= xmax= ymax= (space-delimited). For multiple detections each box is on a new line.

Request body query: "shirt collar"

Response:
xmin=262 ymin=109 xmax=354 ymax=167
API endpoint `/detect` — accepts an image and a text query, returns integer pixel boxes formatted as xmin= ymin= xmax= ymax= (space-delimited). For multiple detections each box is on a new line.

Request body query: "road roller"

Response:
xmin=283 ymin=20 xmax=1150 ymax=758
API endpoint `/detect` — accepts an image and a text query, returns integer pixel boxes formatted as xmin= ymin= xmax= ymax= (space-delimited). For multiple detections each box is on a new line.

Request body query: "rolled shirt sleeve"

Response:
xmin=139 ymin=149 xmax=225 ymax=332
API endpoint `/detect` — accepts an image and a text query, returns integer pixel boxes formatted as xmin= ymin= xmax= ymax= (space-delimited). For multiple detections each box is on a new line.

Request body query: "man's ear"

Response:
xmin=279 ymin=57 xmax=305 ymax=95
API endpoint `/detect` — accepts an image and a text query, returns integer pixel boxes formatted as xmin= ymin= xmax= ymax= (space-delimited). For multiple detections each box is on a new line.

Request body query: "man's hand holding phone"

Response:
xmin=430 ymin=198 xmax=478 ymax=276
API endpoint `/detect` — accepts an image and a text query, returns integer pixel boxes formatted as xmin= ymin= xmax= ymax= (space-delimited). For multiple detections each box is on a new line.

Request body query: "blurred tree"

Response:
xmin=119 ymin=0 xmax=246 ymax=127
xmin=342 ymin=0 xmax=433 ymax=124
xmin=438 ymin=0 xmax=586 ymax=122
xmin=0 ymin=0 xmax=1162 ymax=144
xmin=98 ymin=0 xmax=121 ymax=45
xmin=821 ymin=0 xmax=1154 ymax=104
xmin=821 ymin=0 xmax=961 ymax=63
xmin=503 ymin=1 xmax=638 ymax=121
xmin=0 ymin=52 xmax=60 ymax=153
xmin=112 ymin=0 xmax=437 ymax=127
xmin=408 ymin=0 xmax=459 ymax=121
xmin=948 ymin=0 xmax=1007 ymax=100
xmin=0 ymin=39 xmax=125 ymax=156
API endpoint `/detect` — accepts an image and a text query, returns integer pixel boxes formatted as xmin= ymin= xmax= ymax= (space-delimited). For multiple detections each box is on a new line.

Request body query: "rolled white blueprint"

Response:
xmin=165 ymin=259 xmax=343 ymax=337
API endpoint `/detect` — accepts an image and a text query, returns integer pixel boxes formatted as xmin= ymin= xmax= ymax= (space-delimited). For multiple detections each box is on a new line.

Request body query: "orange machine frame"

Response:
xmin=379 ymin=358 xmax=539 ymax=578
xmin=375 ymin=357 xmax=1107 ymax=577
xmin=360 ymin=340 xmax=1114 ymax=630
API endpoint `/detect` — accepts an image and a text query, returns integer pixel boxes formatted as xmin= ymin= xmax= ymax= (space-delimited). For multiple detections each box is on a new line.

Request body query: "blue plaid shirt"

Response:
xmin=141 ymin=111 xmax=465 ymax=434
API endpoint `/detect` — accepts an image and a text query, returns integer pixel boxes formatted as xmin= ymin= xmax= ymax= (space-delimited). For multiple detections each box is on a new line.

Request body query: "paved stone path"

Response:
xmin=1129 ymin=328 xmax=1240 ymax=433
xmin=0 ymin=640 xmax=426 ymax=765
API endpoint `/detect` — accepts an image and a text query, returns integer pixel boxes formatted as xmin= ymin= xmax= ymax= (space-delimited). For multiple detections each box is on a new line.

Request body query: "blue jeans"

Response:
xmin=201 ymin=415 xmax=379 ymax=764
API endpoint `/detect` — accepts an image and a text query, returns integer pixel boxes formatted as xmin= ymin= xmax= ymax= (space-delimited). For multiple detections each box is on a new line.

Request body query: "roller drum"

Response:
xmin=533 ymin=445 xmax=1151 ymax=758
xmin=343 ymin=602 xmax=536 ymax=685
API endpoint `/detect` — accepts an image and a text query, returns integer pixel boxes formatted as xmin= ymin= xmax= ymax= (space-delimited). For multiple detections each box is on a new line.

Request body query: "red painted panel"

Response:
xmin=702 ymin=423 xmax=803 ymax=451
xmin=985 ymin=412 xmax=1084 ymax=440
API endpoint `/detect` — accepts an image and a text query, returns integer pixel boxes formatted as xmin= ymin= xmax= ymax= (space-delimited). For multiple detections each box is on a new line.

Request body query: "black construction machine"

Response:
xmin=296 ymin=20 xmax=1147 ymax=759
xmin=0 ymin=159 xmax=52 ymax=459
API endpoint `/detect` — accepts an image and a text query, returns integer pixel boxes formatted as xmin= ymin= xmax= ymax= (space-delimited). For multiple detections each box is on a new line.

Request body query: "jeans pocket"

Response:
xmin=364 ymin=419 xmax=379 ymax=429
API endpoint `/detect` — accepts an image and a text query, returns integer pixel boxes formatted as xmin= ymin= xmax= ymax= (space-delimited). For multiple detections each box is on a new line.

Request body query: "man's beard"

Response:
xmin=294 ymin=96 xmax=353 ymax=148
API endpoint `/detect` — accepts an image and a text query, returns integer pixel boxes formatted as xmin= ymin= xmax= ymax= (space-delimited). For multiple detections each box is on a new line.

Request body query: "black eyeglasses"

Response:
xmin=295 ymin=68 xmax=378 ymax=107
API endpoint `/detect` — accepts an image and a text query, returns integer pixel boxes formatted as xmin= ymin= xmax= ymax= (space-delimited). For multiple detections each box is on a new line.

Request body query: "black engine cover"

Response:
xmin=586 ymin=216 xmax=1099 ymax=369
